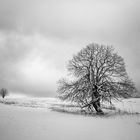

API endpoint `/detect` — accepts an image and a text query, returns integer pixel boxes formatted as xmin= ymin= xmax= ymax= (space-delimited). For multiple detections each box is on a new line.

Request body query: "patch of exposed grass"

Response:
xmin=49 ymin=103 xmax=140 ymax=118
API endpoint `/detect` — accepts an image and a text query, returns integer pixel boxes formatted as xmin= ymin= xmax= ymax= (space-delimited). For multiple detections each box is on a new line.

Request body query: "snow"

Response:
xmin=0 ymin=97 xmax=140 ymax=140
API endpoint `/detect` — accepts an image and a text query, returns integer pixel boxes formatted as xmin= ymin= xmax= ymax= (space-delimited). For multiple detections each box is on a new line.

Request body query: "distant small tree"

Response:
xmin=57 ymin=43 xmax=136 ymax=114
xmin=0 ymin=88 xmax=8 ymax=98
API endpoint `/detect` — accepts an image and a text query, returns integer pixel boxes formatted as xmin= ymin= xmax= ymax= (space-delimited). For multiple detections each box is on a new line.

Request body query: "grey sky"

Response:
xmin=0 ymin=0 xmax=140 ymax=96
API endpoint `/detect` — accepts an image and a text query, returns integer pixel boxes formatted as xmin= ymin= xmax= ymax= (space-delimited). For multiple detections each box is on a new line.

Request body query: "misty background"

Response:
xmin=0 ymin=0 xmax=140 ymax=97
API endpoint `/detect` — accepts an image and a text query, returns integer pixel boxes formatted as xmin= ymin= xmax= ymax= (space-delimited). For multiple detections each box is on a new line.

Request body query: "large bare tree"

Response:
xmin=57 ymin=43 xmax=136 ymax=114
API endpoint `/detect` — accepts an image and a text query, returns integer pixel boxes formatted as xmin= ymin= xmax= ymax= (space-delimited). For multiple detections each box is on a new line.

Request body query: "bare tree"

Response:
xmin=57 ymin=43 xmax=136 ymax=114
xmin=0 ymin=88 xmax=8 ymax=98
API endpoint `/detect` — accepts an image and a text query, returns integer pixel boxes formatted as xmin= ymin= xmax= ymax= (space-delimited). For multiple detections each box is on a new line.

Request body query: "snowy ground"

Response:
xmin=0 ymin=96 xmax=140 ymax=140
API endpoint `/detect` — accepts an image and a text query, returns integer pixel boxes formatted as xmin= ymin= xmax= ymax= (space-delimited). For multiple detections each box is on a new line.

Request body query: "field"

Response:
xmin=0 ymin=96 xmax=140 ymax=140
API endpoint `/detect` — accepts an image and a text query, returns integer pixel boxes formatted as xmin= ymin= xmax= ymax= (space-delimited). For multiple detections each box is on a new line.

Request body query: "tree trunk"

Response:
xmin=82 ymin=96 xmax=104 ymax=115
xmin=92 ymin=98 xmax=104 ymax=115
xmin=91 ymin=87 xmax=104 ymax=115
xmin=89 ymin=59 xmax=104 ymax=115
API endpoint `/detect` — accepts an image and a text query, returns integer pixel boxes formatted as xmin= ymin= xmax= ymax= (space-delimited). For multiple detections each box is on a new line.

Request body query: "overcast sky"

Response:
xmin=0 ymin=0 xmax=140 ymax=97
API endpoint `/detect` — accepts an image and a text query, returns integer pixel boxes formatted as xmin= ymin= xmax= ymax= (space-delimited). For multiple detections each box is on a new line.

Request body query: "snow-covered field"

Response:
xmin=0 ymin=96 xmax=140 ymax=140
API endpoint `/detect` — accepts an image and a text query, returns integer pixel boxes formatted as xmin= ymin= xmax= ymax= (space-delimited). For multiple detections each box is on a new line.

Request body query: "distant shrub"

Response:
xmin=0 ymin=88 xmax=8 ymax=98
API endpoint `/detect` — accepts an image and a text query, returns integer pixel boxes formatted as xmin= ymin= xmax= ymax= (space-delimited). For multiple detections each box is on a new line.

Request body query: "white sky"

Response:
xmin=0 ymin=0 xmax=140 ymax=96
